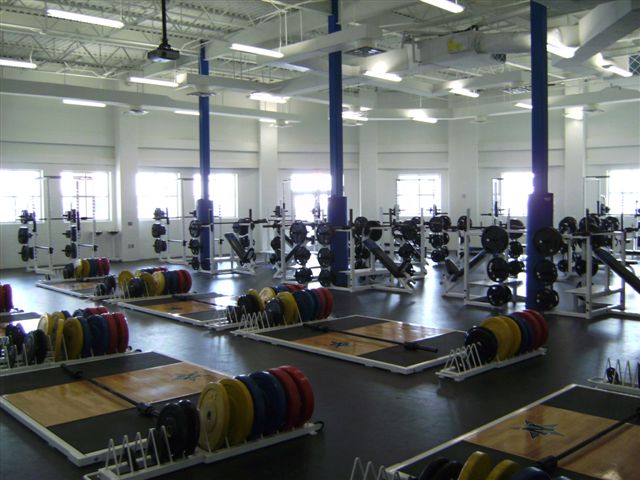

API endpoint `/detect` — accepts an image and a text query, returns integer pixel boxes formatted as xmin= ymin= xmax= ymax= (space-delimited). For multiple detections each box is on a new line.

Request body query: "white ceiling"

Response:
xmin=0 ymin=0 xmax=639 ymax=115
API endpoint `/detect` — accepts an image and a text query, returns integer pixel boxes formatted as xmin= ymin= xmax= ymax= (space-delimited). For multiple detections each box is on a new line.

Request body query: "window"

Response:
xmin=500 ymin=171 xmax=534 ymax=217
xmin=396 ymin=174 xmax=441 ymax=217
xmin=193 ymin=173 xmax=238 ymax=218
xmin=0 ymin=169 xmax=42 ymax=222
xmin=608 ymin=169 xmax=640 ymax=215
xmin=61 ymin=171 xmax=110 ymax=221
xmin=290 ymin=172 xmax=331 ymax=222
xmin=136 ymin=172 xmax=180 ymax=219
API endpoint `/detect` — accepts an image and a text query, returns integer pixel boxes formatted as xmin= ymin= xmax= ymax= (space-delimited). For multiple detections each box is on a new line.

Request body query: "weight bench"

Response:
xmin=363 ymin=239 xmax=411 ymax=279
xmin=224 ymin=233 xmax=254 ymax=265
xmin=448 ymin=249 xmax=487 ymax=281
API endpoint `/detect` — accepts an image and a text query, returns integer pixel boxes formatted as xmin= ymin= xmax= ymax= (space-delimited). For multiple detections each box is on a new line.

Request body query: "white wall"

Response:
xmin=1 ymin=83 xmax=638 ymax=269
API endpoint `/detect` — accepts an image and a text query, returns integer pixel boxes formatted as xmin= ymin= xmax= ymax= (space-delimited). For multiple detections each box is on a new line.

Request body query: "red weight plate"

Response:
xmin=103 ymin=258 xmax=111 ymax=275
xmin=103 ymin=313 xmax=118 ymax=354
xmin=310 ymin=289 xmax=324 ymax=321
xmin=114 ymin=312 xmax=129 ymax=353
xmin=278 ymin=365 xmax=314 ymax=427
xmin=0 ymin=285 xmax=6 ymax=312
xmin=267 ymin=367 xmax=302 ymax=431
xmin=5 ymin=284 xmax=13 ymax=310
xmin=524 ymin=309 xmax=548 ymax=346
xmin=85 ymin=307 xmax=96 ymax=315
xmin=320 ymin=287 xmax=333 ymax=318
xmin=182 ymin=270 xmax=192 ymax=293
xmin=176 ymin=270 xmax=186 ymax=294
xmin=518 ymin=310 xmax=542 ymax=349
xmin=95 ymin=306 xmax=109 ymax=314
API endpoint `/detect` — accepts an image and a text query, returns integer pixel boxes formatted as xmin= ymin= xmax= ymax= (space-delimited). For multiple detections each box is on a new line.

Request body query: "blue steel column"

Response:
xmin=526 ymin=1 xmax=554 ymax=308
xmin=197 ymin=42 xmax=212 ymax=270
xmin=327 ymin=0 xmax=348 ymax=286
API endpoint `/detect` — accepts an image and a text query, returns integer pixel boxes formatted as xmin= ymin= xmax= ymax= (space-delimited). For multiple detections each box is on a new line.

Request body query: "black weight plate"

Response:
xmin=428 ymin=216 xmax=443 ymax=233
xmin=557 ymin=259 xmax=569 ymax=272
xmin=465 ymin=326 xmax=498 ymax=363
xmin=508 ymin=218 xmax=525 ymax=239
xmin=18 ymin=227 xmax=30 ymax=244
xmin=188 ymin=238 xmax=200 ymax=255
xmin=32 ymin=329 xmax=48 ymax=364
xmin=508 ymin=240 xmax=523 ymax=258
xmin=177 ymin=399 xmax=200 ymax=457
xmin=317 ymin=248 xmax=333 ymax=268
xmin=432 ymin=460 xmax=463 ymax=480
xmin=156 ymin=403 xmax=189 ymax=461
xmin=535 ymin=288 xmax=559 ymax=310
xmin=294 ymin=246 xmax=311 ymax=265
xmin=486 ymin=257 xmax=509 ymax=282
xmin=5 ymin=323 xmax=25 ymax=352
xmin=23 ymin=331 xmax=36 ymax=365
xmin=440 ymin=215 xmax=451 ymax=230
xmin=315 ymin=223 xmax=333 ymax=246
xmin=418 ymin=457 xmax=450 ymax=480
xmin=269 ymin=251 xmax=280 ymax=265
xmin=364 ymin=220 xmax=383 ymax=241
xmin=398 ymin=243 xmax=414 ymax=260
xmin=558 ymin=216 xmax=577 ymax=234
xmin=188 ymin=220 xmax=202 ymax=238
xmin=294 ymin=267 xmax=313 ymax=284
xmin=400 ymin=221 xmax=419 ymax=241
xmin=290 ymin=221 xmax=308 ymax=245
xmin=238 ymin=295 xmax=256 ymax=316
xmin=318 ymin=269 xmax=334 ymax=287
xmin=456 ymin=215 xmax=471 ymax=231
xmin=481 ymin=226 xmax=509 ymax=253
xmin=265 ymin=298 xmax=284 ymax=326
xmin=431 ymin=249 xmax=445 ymax=263
xmin=534 ymin=259 xmax=558 ymax=283
xmin=429 ymin=234 xmax=443 ymax=248
xmin=533 ymin=227 xmax=563 ymax=256
xmin=270 ymin=236 xmax=282 ymax=251
xmin=487 ymin=284 xmax=512 ymax=306
xmin=352 ymin=217 xmax=368 ymax=237
xmin=441 ymin=232 xmax=450 ymax=245
xmin=508 ymin=259 xmax=525 ymax=277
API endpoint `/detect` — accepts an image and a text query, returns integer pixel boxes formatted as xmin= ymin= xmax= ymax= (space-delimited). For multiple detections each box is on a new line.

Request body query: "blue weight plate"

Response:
xmin=168 ymin=271 xmax=179 ymax=295
xmin=236 ymin=374 xmax=267 ymax=440
xmin=87 ymin=314 xmax=109 ymax=355
xmin=249 ymin=371 xmax=287 ymax=434
xmin=79 ymin=317 xmax=93 ymax=358
xmin=511 ymin=312 xmax=534 ymax=353
xmin=274 ymin=284 xmax=289 ymax=293
xmin=307 ymin=289 xmax=320 ymax=320
xmin=89 ymin=258 xmax=97 ymax=278
xmin=292 ymin=291 xmax=311 ymax=322
xmin=300 ymin=290 xmax=316 ymax=322
xmin=511 ymin=467 xmax=552 ymax=480
xmin=309 ymin=289 xmax=324 ymax=320
xmin=61 ymin=310 xmax=71 ymax=319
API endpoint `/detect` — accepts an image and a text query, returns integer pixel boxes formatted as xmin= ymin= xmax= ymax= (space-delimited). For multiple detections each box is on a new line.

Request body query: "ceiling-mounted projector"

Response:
xmin=147 ymin=0 xmax=179 ymax=63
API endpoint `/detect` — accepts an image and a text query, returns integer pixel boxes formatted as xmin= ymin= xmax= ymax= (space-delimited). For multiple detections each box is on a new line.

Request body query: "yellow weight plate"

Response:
xmin=63 ymin=317 xmax=84 ymax=360
xmin=38 ymin=313 xmax=53 ymax=335
xmin=197 ymin=382 xmax=230 ymax=451
xmin=481 ymin=316 xmax=512 ymax=361
xmin=458 ymin=451 xmax=493 ymax=480
xmin=52 ymin=314 xmax=65 ymax=361
xmin=277 ymin=291 xmax=300 ymax=325
xmin=74 ymin=260 xmax=84 ymax=279
xmin=219 ymin=378 xmax=254 ymax=446
xmin=486 ymin=460 xmax=520 ymax=480
xmin=118 ymin=270 xmax=134 ymax=291
xmin=81 ymin=259 xmax=90 ymax=278
xmin=138 ymin=272 xmax=157 ymax=297
xmin=152 ymin=271 xmax=166 ymax=296
xmin=259 ymin=287 xmax=276 ymax=303
xmin=247 ymin=289 xmax=265 ymax=312
xmin=498 ymin=316 xmax=521 ymax=358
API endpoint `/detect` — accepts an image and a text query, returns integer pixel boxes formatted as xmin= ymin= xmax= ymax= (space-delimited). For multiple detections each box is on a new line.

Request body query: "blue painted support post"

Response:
xmin=197 ymin=42 xmax=213 ymax=271
xmin=327 ymin=0 xmax=348 ymax=286
xmin=526 ymin=1 xmax=554 ymax=308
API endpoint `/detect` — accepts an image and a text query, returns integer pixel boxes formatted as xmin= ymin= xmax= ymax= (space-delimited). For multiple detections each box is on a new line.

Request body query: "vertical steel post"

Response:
xmin=197 ymin=42 xmax=212 ymax=271
xmin=327 ymin=0 xmax=348 ymax=286
xmin=526 ymin=1 xmax=554 ymax=308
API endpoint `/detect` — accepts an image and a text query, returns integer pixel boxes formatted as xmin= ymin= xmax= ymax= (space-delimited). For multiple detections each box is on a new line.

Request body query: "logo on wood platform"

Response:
xmin=174 ymin=371 xmax=203 ymax=381
xmin=330 ymin=340 xmax=352 ymax=348
xmin=514 ymin=420 xmax=563 ymax=439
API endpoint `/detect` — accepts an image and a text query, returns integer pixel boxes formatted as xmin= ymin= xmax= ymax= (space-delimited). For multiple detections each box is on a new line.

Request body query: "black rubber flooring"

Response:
xmin=1 ymin=260 xmax=639 ymax=479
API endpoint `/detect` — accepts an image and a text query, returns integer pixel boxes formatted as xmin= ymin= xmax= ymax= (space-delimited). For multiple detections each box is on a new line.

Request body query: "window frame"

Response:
xmin=499 ymin=171 xmax=534 ymax=218
xmin=606 ymin=168 xmax=640 ymax=215
xmin=136 ymin=171 xmax=181 ymax=220
xmin=289 ymin=172 xmax=331 ymax=221
xmin=0 ymin=169 xmax=43 ymax=224
xmin=60 ymin=170 xmax=112 ymax=222
xmin=395 ymin=173 xmax=442 ymax=218
xmin=193 ymin=172 xmax=239 ymax=219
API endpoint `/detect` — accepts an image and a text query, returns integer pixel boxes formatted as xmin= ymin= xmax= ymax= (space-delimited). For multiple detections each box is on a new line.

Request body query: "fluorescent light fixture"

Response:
xmin=450 ymin=86 xmax=479 ymax=98
xmin=515 ymin=102 xmax=533 ymax=110
xmin=342 ymin=111 xmax=368 ymax=122
xmin=230 ymin=43 xmax=283 ymax=58
xmin=546 ymin=40 xmax=576 ymax=59
xmin=259 ymin=118 xmax=277 ymax=123
xmin=249 ymin=92 xmax=290 ymax=103
xmin=174 ymin=109 xmax=200 ymax=116
xmin=565 ymin=107 xmax=584 ymax=121
xmin=363 ymin=70 xmax=402 ymax=82
xmin=359 ymin=106 xmax=372 ymax=112
xmin=411 ymin=114 xmax=438 ymax=124
xmin=62 ymin=99 xmax=106 ymax=108
xmin=0 ymin=57 xmax=37 ymax=69
xmin=47 ymin=9 xmax=124 ymax=28
xmin=603 ymin=63 xmax=632 ymax=78
xmin=128 ymin=76 xmax=178 ymax=88
xmin=419 ymin=0 xmax=465 ymax=14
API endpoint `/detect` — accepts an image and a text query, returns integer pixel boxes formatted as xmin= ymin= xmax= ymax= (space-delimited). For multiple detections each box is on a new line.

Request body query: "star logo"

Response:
xmin=175 ymin=371 xmax=202 ymax=381
xmin=330 ymin=340 xmax=352 ymax=348
xmin=514 ymin=420 xmax=563 ymax=439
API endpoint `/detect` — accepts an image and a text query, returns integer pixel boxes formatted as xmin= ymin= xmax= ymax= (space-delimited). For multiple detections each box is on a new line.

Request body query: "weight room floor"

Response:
xmin=1 ymin=262 xmax=639 ymax=480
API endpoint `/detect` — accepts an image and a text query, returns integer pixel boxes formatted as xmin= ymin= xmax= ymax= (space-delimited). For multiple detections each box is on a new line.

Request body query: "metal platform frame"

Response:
xmin=588 ymin=357 xmax=640 ymax=397
xmin=232 ymin=313 xmax=462 ymax=375
xmin=36 ymin=276 xmax=115 ymax=300
xmin=108 ymin=292 xmax=230 ymax=328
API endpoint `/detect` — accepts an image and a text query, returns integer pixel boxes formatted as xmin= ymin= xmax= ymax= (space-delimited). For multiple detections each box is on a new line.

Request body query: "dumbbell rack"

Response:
xmin=588 ymin=358 xmax=640 ymax=396
xmin=436 ymin=343 xmax=547 ymax=382
xmin=82 ymin=420 xmax=323 ymax=480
